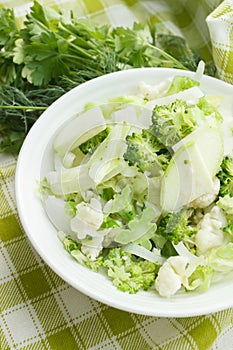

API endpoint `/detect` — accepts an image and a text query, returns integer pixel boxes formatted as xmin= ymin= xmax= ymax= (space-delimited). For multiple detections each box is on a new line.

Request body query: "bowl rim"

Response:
xmin=15 ymin=67 xmax=233 ymax=317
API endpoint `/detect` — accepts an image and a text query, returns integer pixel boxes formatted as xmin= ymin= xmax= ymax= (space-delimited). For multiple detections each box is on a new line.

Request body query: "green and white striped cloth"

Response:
xmin=207 ymin=0 xmax=233 ymax=84
xmin=1 ymin=1 xmax=233 ymax=349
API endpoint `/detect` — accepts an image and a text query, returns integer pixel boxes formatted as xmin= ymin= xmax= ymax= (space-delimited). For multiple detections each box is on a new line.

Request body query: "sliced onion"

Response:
xmin=173 ymin=242 xmax=198 ymax=262
xmin=122 ymin=243 xmax=165 ymax=264
xmin=54 ymin=106 xmax=106 ymax=156
xmin=63 ymin=152 xmax=76 ymax=168
xmin=146 ymin=86 xmax=204 ymax=110
xmin=44 ymin=195 xmax=72 ymax=234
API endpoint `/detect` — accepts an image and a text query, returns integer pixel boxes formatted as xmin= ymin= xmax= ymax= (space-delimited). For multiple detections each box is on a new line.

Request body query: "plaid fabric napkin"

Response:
xmin=206 ymin=0 xmax=233 ymax=84
xmin=1 ymin=1 xmax=233 ymax=349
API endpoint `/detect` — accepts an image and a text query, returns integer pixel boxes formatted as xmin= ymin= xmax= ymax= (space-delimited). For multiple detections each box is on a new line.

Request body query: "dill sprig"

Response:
xmin=0 ymin=85 xmax=65 ymax=153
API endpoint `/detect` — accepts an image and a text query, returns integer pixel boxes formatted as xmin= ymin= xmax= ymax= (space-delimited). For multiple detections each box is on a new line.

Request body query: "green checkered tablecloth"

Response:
xmin=1 ymin=1 xmax=233 ymax=349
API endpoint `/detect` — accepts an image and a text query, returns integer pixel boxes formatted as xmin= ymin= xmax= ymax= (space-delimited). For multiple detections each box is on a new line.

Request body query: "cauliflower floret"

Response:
xmin=195 ymin=205 xmax=228 ymax=256
xmin=70 ymin=198 xmax=103 ymax=239
xmin=155 ymin=262 xmax=182 ymax=297
xmin=155 ymin=256 xmax=192 ymax=297
xmin=190 ymin=177 xmax=220 ymax=209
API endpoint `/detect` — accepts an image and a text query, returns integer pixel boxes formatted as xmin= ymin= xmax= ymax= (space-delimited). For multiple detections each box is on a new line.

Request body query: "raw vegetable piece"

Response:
xmin=103 ymin=185 xmax=136 ymax=222
xmin=87 ymin=123 xmax=130 ymax=185
xmin=155 ymin=255 xmax=213 ymax=296
xmin=122 ymin=243 xmax=165 ymax=264
xmin=155 ymin=209 xmax=196 ymax=245
xmin=216 ymin=195 xmax=233 ymax=241
xmin=184 ymin=265 xmax=214 ymax=292
xmin=217 ymin=194 xmax=233 ymax=218
xmin=151 ymin=99 xmax=197 ymax=148
xmin=223 ymin=224 xmax=233 ymax=241
xmin=194 ymin=60 xmax=205 ymax=82
xmin=207 ymin=243 xmax=233 ymax=273
xmin=64 ymin=193 xmax=81 ymax=218
xmin=160 ymin=240 xmax=178 ymax=258
xmin=60 ymin=234 xmax=103 ymax=272
xmin=151 ymin=94 xmax=222 ymax=152
xmin=197 ymin=96 xmax=223 ymax=122
xmin=79 ymin=127 xmax=109 ymax=155
xmin=103 ymin=248 xmax=160 ymax=293
xmin=70 ymin=198 xmax=104 ymax=240
xmin=194 ymin=205 xmax=227 ymax=256
xmin=44 ymin=195 xmax=73 ymax=234
xmin=217 ymin=156 xmax=233 ymax=197
xmin=145 ymin=86 xmax=204 ymax=110
xmin=123 ymin=129 xmax=169 ymax=175
xmin=160 ymin=141 xmax=216 ymax=212
xmin=154 ymin=256 xmax=192 ymax=297
xmin=172 ymin=126 xmax=224 ymax=176
xmin=54 ymin=106 xmax=106 ymax=156
xmin=62 ymin=151 xmax=76 ymax=168
xmin=111 ymin=105 xmax=152 ymax=130
xmin=108 ymin=95 xmax=145 ymax=107
xmin=173 ymin=241 xmax=199 ymax=262
xmin=147 ymin=176 xmax=162 ymax=209
xmin=166 ymin=75 xmax=200 ymax=95
xmin=47 ymin=164 xmax=95 ymax=195
xmin=114 ymin=207 xmax=157 ymax=245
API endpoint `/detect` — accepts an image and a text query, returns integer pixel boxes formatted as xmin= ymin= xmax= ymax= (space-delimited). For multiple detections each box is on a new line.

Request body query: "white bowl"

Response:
xmin=15 ymin=68 xmax=233 ymax=317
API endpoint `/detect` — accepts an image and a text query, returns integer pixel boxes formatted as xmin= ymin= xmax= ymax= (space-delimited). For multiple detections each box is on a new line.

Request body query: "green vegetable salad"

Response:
xmin=40 ymin=70 xmax=233 ymax=297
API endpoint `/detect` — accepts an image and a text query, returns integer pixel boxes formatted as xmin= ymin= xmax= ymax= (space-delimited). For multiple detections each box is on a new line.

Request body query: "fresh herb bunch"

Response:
xmin=0 ymin=1 xmax=214 ymax=153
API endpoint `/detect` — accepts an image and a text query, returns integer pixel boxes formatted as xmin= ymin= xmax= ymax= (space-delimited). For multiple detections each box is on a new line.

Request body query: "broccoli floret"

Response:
xmin=151 ymin=99 xmax=196 ymax=148
xmin=79 ymin=127 xmax=109 ymax=155
xmin=217 ymin=156 xmax=233 ymax=197
xmin=151 ymin=96 xmax=223 ymax=149
xmin=103 ymin=248 xmax=160 ymax=293
xmin=124 ymin=129 xmax=169 ymax=175
xmin=155 ymin=209 xmax=197 ymax=245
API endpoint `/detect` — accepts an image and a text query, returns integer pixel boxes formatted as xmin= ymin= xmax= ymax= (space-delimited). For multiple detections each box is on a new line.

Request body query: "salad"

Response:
xmin=40 ymin=67 xmax=233 ymax=298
